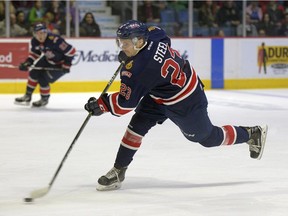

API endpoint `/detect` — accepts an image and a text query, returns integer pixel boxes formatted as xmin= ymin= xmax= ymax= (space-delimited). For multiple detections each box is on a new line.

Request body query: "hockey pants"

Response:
xmin=115 ymin=88 xmax=249 ymax=168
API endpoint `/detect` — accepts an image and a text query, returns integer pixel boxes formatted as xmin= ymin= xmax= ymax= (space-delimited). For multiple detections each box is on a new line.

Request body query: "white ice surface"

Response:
xmin=0 ymin=89 xmax=288 ymax=216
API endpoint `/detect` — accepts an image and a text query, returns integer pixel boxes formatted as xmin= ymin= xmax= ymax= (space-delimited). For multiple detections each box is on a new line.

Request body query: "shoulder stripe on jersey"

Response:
xmin=28 ymin=52 xmax=40 ymax=61
xmin=109 ymin=92 xmax=134 ymax=116
xmin=65 ymin=47 xmax=76 ymax=57
xmin=150 ymin=67 xmax=198 ymax=105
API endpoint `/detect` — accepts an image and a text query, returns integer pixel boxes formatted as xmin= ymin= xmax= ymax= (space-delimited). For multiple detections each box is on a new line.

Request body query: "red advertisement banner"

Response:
xmin=0 ymin=42 xmax=29 ymax=79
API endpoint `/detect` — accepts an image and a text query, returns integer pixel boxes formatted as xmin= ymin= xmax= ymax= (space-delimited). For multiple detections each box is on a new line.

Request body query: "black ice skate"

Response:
xmin=14 ymin=94 xmax=31 ymax=105
xmin=97 ymin=166 xmax=127 ymax=191
xmin=245 ymin=125 xmax=268 ymax=160
xmin=32 ymin=98 xmax=49 ymax=107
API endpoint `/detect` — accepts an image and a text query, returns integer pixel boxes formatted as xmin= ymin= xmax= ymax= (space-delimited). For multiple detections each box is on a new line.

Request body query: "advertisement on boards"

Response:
xmin=0 ymin=38 xmax=286 ymax=82
xmin=64 ymin=39 xmax=120 ymax=81
xmin=257 ymin=42 xmax=288 ymax=76
xmin=0 ymin=42 xmax=29 ymax=79
xmin=63 ymin=38 xmax=211 ymax=81
xmin=225 ymin=39 xmax=288 ymax=79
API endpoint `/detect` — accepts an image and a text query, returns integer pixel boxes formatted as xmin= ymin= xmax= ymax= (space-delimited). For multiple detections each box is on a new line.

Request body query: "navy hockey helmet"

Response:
xmin=33 ymin=23 xmax=47 ymax=33
xmin=116 ymin=20 xmax=149 ymax=42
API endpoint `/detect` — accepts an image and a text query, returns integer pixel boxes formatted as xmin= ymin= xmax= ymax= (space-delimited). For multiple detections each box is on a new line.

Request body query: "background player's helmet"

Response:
xmin=33 ymin=23 xmax=47 ymax=33
xmin=117 ymin=20 xmax=149 ymax=42
xmin=33 ymin=23 xmax=48 ymax=42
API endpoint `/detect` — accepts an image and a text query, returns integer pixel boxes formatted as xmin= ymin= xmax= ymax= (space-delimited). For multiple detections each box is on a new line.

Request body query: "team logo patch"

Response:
xmin=36 ymin=45 xmax=44 ymax=50
xmin=148 ymin=26 xmax=160 ymax=32
xmin=45 ymin=50 xmax=55 ymax=59
xmin=125 ymin=60 xmax=133 ymax=70
xmin=148 ymin=26 xmax=156 ymax=31
xmin=128 ymin=23 xmax=140 ymax=29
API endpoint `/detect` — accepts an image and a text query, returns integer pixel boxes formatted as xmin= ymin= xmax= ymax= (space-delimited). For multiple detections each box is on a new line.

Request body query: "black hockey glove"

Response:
xmin=19 ymin=61 xmax=32 ymax=71
xmin=84 ymin=94 xmax=109 ymax=116
xmin=61 ymin=67 xmax=70 ymax=73
xmin=61 ymin=63 xmax=71 ymax=73
xmin=118 ymin=51 xmax=129 ymax=64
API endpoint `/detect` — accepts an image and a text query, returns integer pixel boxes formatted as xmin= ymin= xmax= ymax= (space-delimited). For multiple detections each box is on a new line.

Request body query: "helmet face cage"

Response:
xmin=116 ymin=37 xmax=140 ymax=50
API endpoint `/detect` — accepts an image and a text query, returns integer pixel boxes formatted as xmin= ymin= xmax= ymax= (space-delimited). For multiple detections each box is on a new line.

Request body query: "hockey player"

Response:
xmin=84 ymin=20 xmax=268 ymax=191
xmin=15 ymin=23 xmax=76 ymax=107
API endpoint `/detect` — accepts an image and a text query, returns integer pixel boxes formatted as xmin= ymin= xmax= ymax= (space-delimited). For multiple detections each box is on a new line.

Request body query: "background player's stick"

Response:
xmin=24 ymin=61 xmax=125 ymax=202
xmin=0 ymin=64 xmax=66 ymax=71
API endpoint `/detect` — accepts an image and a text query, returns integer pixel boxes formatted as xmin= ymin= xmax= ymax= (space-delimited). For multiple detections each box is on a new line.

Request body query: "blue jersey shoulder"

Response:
xmin=129 ymin=27 xmax=171 ymax=75
xmin=147 ymin=26 xmax=171 ymax=46
xmin=31 ymin=33 xmax=65 ymax=48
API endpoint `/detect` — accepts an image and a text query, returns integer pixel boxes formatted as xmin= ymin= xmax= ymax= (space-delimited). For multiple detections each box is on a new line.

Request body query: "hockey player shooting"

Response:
xmin=15 ymin=23 xmax=76 ymax=107
xmin=84 ymin=20 xmax=268 ymax=191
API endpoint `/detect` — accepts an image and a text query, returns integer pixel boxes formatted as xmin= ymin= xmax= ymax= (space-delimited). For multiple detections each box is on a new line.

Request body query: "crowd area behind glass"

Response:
xmin=0 ymin=0 xmax=287 ymax=38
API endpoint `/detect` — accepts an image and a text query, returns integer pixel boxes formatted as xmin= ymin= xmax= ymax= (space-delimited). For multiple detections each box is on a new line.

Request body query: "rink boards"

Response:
xmin=0 ymin=38 xmax=287 ymax=93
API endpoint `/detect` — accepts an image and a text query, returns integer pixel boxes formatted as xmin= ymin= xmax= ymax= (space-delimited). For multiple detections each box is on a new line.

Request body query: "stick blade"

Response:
xmin=30 ymin=186 xmax=50 ymax=199
xmin=0 ymin=64 xmax=17 ymax=68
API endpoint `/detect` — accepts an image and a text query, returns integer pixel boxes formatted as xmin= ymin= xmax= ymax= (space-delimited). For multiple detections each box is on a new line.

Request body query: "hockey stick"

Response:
xmin=0 ymin=64 xmax=65 ymax=71
xmin=24 ymin=61 xmax=125 ymax=202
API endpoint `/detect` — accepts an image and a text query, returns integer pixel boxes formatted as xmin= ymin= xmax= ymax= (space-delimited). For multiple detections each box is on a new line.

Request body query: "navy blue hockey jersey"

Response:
xmin=108 ymin=26 xmax=199 ymax=116
xmin=26 ymin=32 xmax=76 ymax=69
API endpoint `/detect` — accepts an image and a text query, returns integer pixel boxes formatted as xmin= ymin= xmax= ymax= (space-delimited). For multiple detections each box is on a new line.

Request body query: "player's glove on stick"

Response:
xmin=61 ymin=63 xmax=71 ymax=73
xmin=84 ymin=94 xmax=109 ymax=116
xmin=19 ymin=61 xmax=32 ymax=71
xmin=118 ymin=51 xmax=129 ymax=63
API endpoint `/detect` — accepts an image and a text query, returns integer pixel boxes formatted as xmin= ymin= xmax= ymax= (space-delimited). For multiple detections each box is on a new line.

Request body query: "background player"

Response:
xmin=85 ymin=20 xmax=268 ymax=191
xmin=15 ymin=23 xmax=76 ymax=107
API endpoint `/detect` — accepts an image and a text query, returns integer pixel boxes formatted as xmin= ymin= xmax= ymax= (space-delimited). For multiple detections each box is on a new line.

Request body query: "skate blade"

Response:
xmin=14 ymin=101 xmax=30 ymax=106
xmin=32 ymin=104 xmax=48 ymax=108
xmin=257 ymin=125 xmax=268 ymax=160
xmin=32 ymin=102 xmax=48 ymax=107
xmin=96 ymin=182 xmax=121 ymax=191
